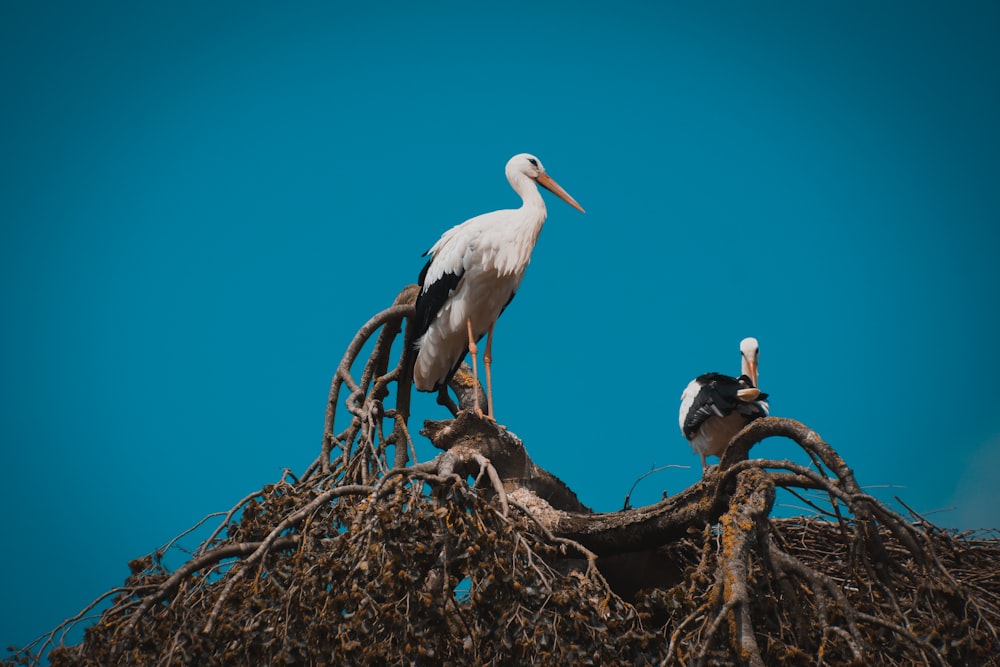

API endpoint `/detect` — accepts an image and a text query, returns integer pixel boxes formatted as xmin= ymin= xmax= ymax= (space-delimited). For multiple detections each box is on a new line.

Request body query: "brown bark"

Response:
xmin=9 ymin=289 xmax=999 ymax=667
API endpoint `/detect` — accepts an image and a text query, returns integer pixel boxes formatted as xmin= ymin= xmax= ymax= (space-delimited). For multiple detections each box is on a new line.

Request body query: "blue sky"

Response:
xmin=2 ymin=0 xmax=998 ymax=654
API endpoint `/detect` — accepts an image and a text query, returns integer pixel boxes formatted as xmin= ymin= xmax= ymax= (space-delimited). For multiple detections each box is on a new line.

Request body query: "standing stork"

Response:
xmin=679 ymin=337 xmax=769 ymax=470
xmin=410 ymin=153 xmax=585 ymax=419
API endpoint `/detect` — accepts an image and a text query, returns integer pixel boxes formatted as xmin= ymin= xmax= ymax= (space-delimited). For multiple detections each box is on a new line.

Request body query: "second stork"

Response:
xmin=679 ymin=337 xmax=770 ymax=470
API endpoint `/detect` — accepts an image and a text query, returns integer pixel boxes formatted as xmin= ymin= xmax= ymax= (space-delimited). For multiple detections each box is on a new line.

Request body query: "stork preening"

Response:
xmin=679 ymin=337 xmax=770 ymax=470
xmin=410 ymin=153 xmax=585 ymax=418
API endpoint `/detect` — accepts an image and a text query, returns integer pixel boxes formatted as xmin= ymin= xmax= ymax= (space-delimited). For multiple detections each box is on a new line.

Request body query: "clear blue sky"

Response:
xmin=2 ymin=0 xmax=998 ymax=654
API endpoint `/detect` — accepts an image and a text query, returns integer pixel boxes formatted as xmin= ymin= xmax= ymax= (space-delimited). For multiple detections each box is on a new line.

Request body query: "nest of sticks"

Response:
xmin=6 ymin=289 xmax=999 ymax=666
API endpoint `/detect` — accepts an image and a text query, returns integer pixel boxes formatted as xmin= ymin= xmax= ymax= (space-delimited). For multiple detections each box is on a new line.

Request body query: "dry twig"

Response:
xmin=7 ymin=288 xmax=999 ymax=667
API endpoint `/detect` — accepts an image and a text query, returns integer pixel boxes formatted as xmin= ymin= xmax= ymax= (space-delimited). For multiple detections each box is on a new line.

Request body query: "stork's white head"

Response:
xmin=505 ymin=153 xmax=585 ymax=213
xmin=740 ymin=337 xmax=760 ymax=387
xmin=506 ymin=153 xmax=545 ymax=180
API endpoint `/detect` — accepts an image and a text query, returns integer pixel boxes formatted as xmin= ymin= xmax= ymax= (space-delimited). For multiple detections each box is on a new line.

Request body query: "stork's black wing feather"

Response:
xmin=413 ymin=257 xmax=462 ymax=342
xmin=682 ymin=373 xmax=769 ymax=438
xmin=407 ymin=256 xmax=518 ymax=391
xmin=682 ymin=373 xmax=733 ymax=437
xmin=404 ymin=257 xmax=465 ymax=390
xmin=733 ymin=373 xmax=769 ymax=419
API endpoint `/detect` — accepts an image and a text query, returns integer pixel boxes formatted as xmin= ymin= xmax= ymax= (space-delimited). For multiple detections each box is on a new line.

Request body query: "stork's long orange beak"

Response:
xmin=745 ymin=359 xmax=759 ymax=388
xmin=537 ymin=172 xmax=585 ymax=213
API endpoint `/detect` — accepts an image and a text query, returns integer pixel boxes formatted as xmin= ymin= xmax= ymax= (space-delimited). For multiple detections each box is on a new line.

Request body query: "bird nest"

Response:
xmin=6 ymin=290 xmax=1000 ymax=666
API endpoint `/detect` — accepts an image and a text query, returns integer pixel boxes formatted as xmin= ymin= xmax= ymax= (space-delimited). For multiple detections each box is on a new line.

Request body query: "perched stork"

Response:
xmin=410 ymin=153 xmax=584 ymax=418
xmin=679 ymin=337 xmax=769 ymax=470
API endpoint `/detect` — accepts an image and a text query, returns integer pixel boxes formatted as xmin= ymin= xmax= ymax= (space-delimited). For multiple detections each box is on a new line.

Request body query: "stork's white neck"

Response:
xmin=491 ymin=170 xmax=547 ymax=276
xmin=510 ymin=171 xmax=547 ymax=214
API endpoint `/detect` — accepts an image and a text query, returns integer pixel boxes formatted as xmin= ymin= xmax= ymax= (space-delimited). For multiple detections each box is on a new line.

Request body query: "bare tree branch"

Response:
xmin=11 ymin=290 xmax=1000 ymax=667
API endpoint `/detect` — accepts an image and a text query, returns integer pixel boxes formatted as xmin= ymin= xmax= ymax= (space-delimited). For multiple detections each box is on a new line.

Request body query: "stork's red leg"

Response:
xmin=466 ymin=319 xmax=483 ymax=416
xmin=483 ymin=323 xmax=495 ymax=418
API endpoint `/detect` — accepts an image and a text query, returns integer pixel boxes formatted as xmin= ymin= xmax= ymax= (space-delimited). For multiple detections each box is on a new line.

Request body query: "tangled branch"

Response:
xmin=6 ymin=288 xmax=999 ymax=666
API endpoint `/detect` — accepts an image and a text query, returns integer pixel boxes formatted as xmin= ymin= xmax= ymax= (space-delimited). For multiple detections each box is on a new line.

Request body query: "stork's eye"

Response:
xmin=528 ymin=158 xmax=538 ymax=168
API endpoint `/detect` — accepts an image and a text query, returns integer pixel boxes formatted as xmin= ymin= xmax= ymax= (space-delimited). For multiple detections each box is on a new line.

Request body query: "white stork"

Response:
xmin=410 ymin=153 xmax=585 ymax=418
xmin=679 ymin=337 xmax=769 ymax=470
